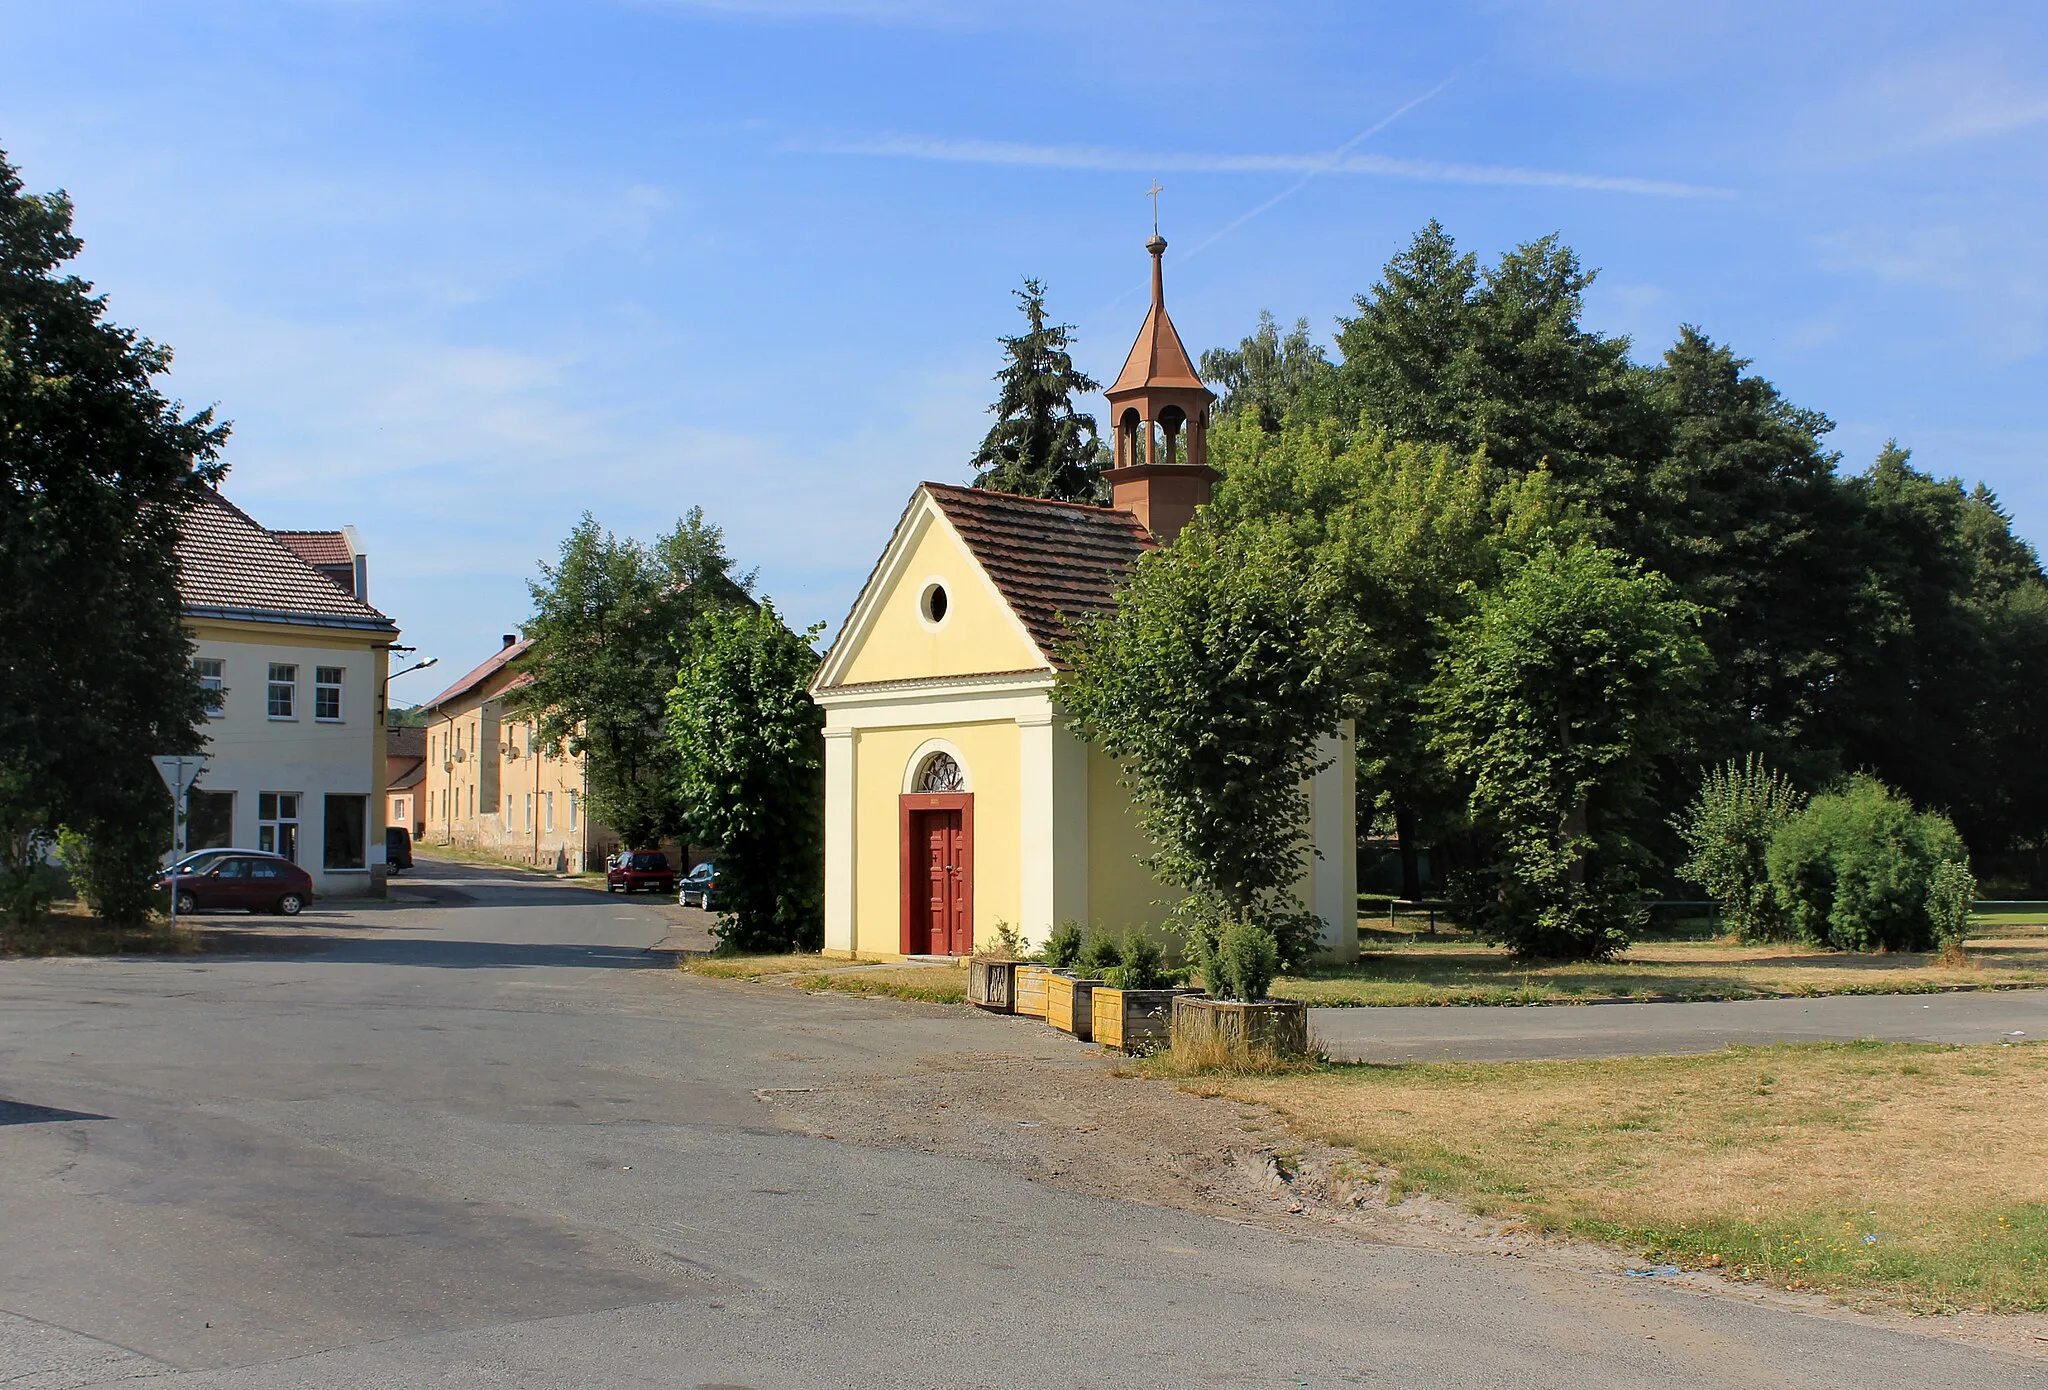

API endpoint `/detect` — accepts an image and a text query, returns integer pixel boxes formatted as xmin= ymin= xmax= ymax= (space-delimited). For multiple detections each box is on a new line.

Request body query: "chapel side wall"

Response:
xmin=852 ymin=720 xmax=1021 ymax=959
xmin=1084 ymin=742 xmax=1182 ymax=943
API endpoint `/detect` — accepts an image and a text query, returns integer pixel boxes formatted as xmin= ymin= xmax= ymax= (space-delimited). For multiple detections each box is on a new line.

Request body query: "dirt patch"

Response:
xmin=756 ymin=1032 xmax=2048 ymax=1362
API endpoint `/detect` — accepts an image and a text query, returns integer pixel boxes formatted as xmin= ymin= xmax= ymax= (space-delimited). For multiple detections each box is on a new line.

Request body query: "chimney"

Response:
xmin=502 ymin=634 xmax=517 ymax=649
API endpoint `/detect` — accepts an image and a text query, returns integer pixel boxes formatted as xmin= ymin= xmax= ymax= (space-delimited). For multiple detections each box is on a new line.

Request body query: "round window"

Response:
xmin=920 ymin=582 xmax=949 ymax=625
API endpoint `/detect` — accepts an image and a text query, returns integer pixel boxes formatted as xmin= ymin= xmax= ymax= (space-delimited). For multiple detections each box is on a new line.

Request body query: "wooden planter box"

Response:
xmin=968 ymin=957 xmax=1021 ymax=1012
xmin=1092 ymin=987 xmax=1203 ymax=1053
xmin=1014 ymin=964 xmax=1063 ymax=1019
xmin=1170 ymin=995 xmax=1310 ymax=1057
xmin=1045 ymin=974 xmax=1104 ymax=1039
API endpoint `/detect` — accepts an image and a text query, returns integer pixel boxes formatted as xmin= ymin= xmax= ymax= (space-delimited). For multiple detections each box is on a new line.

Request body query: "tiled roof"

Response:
xmin=1109 ymin=300 xmax=1208 ymax=396
xmin=922 ymin=483 xmax=1154 ymax=667
xmin=176 ymin=490 xmax=395 ymax=632
xmin=271 ymin=530 xmax=353 ymax=567
xmin=388 ymin=760 xmax=428 ymax=791
xmin=421 ymin=638 xmax=533 ymax=713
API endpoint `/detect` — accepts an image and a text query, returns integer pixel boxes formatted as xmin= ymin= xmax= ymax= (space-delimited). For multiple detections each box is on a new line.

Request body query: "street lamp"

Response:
xmin=387 ymin=655 xmax=439 ymax=686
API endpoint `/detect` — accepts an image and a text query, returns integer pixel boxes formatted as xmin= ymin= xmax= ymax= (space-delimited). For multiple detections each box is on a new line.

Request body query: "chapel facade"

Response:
xmin=809 ymin=235 xmax=1357 ymax=961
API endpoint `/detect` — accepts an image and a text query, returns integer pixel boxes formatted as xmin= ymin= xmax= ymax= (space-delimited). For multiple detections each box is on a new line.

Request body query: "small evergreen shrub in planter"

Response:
xmin=968 ymin=919 xmax=1024 ymax=1010
xmin=1017 ymin=920 xmax=1083 ymax=1018
xmin=1172 ymin=918 xmax=1310 ymax=1063
xmin=1091 ymin=930 xmax=1196 ymax=1053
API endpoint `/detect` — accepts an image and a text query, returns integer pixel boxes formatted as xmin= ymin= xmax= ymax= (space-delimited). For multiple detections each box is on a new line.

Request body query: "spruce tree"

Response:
xmin=970 ymin=278 xmax=1105 ymax=503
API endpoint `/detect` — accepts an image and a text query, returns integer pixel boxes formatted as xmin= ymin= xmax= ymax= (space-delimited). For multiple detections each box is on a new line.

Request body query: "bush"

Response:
xmin=1077 ymin=928 xmax=1123 ymax=979
xmin=1210 ymin=919 xmax=1281 ymax=1002
xmin=1674 ymin=755 xmax=1806 ymax=941
xmin=1927 ymin=859 xmax=1977 ymax=960
xmin=1042 ymin=919 xmax=1084 ymax=970
xmin=1 ymin=827 xmax=56 ymax=928
xmin=1102 ymin=930 xmax=1170 ymax=991
xmin=979 ymin=918 xmax=1024 ymax=959
xmin=55 ymin=820 xmax=163 ymax=927
xmin=1764 ymin=776 xmax=1968 ymax=952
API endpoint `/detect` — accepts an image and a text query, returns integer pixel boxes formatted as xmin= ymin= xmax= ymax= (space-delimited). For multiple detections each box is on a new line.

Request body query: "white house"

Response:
xmin=176 ymin=490 xmax=399 ymax=898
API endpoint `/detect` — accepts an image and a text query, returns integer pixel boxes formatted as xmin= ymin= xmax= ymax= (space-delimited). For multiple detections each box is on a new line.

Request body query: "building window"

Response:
xmin=315 ymin=666 xmax=344 ymax=721
xmin=523 ymin=793 xmax=533 ymax=831
xmin=916 ymin=751 xmax=965 ymax=792
xmin=323 ymin=794 xmax=367 ymax=870
xmin=568 ymin=790 xmax=578 ymax=829
xmin=195 ymin=658 xmax=226 ymax=718
xmin=186 ymin=790 xmax=234 ymax=851
xmin=544 ymin=791 xmax=554 ymax=833
xmin=267 ymin=664 xmax=297 ymax=719
xmin=469 ymin=785 xmax=475 ymax=818
xmin=505 ymin=794 xmax=513 ymax=820
xmin=258 ymin=793 xmax=300 ymax=861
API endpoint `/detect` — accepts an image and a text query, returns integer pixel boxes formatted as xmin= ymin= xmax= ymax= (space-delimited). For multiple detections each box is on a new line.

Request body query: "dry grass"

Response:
xmin=1189 ymin=1041 xmax=2048 ymax=1311
xmin=680 ymin=952 xmax=829 ymax=980
xmin=1143 ymin=1033 xmax=1322 ymax=1079
xmin=679 ymin=953 xmax=968 ymax=1004
xmin=1 ymin=901 xmax=201 ymax=957
xmin=1277 ymin=934 xmax=2048 ymax=1007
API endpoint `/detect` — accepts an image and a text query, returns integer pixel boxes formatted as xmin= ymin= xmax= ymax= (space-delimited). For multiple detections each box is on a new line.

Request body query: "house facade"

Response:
xmin=418 ymin=637 xmax=615 ymax=872
xmin=177 ymin=491 xmax=398 ymax=898
xmin=385 ymin=723 xmax=427 ymax=840
xmin=810 ymin=235 xmax=1357 ymax=962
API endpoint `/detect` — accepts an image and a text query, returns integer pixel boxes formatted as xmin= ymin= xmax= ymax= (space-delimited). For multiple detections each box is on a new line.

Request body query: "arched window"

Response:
xmin=916 ymin=752 xmax=964 ymax=793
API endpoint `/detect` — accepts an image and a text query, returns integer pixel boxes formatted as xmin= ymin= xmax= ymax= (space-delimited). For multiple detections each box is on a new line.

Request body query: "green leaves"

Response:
xmin=970 ymin=278 xmax=1105 ymax=503
xmin=666 ymin=602 xmax=824 ymax=953
xmin=1674 ymin=755 xmax=1808 ymax=942
xmin=1765 ymin=776 xmax=1969 ymax=953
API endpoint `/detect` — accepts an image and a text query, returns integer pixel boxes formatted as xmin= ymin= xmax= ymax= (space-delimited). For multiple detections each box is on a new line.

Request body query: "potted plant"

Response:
xmin=1046 ymin=926 xmax=1117 ymax=1040
xmin=1091 ymin=931 xmax=1200 ymax=1053
xmin=1171 ymin=918 xmax=1309 ymax=1058
xmin=968 ymin=920 xmax=1026 ymax=1012
xmin=1015 ymin=920 xmax=1081 ymax=1020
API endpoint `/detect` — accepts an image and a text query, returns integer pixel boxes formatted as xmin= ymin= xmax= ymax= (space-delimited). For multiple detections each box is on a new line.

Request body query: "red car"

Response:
xmin=159 ymin=854 xmax=315 ymax=916
xmin=606 ymin=850 xmax=675 ymax=895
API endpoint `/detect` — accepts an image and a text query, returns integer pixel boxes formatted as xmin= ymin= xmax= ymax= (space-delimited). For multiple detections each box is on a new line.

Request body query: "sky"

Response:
xmin=4 ymin=0 xmax=2046 ymax=707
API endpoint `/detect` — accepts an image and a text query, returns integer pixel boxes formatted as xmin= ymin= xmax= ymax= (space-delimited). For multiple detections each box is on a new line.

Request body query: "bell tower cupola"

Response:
xmin=1103 ymin=228 xmax=1216 ymax=543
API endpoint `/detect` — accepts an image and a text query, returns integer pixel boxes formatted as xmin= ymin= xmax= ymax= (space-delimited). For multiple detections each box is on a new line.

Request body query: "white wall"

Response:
xmin=189 ymin=631 xmax=383 ymax=898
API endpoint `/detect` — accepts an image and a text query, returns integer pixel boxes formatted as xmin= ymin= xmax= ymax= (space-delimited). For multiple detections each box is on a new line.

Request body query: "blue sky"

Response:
xmin=5 ymin=1 xmax=2046 ymax=706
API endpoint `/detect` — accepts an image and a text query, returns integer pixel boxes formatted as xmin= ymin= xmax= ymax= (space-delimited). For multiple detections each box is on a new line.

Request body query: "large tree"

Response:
xmin=0 ymin=149 xmax=226 ymax=922
xmin=507 ymin=510 xmax=749 ymax=850
xmin=1428 ymin=542 xmax=1709 ymax=959
xmin=970 ymin=278 xmax=1105 ymax=503
xmin=1198 ymin=311 xmax=1338 ymax=433
xmin=666 ymin=602 xmax=824 ymax=953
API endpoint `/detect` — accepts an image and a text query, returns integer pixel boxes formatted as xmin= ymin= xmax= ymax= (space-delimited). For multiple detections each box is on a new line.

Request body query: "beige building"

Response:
xmin=177 ymin=491 xmax=399 ymax=898
xmin=418 ymin=636 xmax=615 ymax=871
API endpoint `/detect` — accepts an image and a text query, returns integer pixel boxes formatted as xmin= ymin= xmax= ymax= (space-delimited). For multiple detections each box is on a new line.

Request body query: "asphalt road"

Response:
xmin=0 ymin=861 xmax=2038 ymax=1388
xmin=1311 ymin=989 xmax=2048 ymax=1062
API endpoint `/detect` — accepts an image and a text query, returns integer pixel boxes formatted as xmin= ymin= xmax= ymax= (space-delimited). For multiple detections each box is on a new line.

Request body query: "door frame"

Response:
xmin=899 ymin=792 xmax=973 ymax=957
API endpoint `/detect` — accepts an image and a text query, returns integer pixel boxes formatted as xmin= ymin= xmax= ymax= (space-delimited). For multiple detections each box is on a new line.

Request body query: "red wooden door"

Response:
xmin=901 ymin=793 xmax=973 ymax=957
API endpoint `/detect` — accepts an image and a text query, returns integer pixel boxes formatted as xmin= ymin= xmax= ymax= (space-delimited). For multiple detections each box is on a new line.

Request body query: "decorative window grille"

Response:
xmin=916 ymin=752 xmax=964 ymax=793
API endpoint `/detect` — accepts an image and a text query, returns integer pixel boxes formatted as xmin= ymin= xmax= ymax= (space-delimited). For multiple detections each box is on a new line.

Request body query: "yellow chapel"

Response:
xmin=810 ymin=234 xmax=1358 ymax=963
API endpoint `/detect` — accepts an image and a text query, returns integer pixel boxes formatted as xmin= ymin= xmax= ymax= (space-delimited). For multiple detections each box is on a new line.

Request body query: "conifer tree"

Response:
xmin=970 ymin=278 xmax=1105 ymax=503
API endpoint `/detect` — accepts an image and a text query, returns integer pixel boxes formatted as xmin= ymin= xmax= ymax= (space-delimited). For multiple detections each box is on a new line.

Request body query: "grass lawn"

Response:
xmin=1184 ymin=1041 xmax=2048 ymax=1312
xmin=679 ymin=953 xmax=968 ymax=1004
xmin=1 ymin=901 xmax=200 ymax=956
xmin=1275 ymin=934 xmax=2048 ymax=1007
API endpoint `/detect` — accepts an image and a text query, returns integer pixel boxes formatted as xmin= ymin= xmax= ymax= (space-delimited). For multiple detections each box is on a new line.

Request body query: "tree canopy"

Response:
xmin=969 ymin=278 xmax=1106 ymax=503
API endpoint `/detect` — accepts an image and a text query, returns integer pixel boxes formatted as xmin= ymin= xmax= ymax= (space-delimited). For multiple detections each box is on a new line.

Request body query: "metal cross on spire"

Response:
xmin=1145 ymin=179 xmax=1164 ymax=235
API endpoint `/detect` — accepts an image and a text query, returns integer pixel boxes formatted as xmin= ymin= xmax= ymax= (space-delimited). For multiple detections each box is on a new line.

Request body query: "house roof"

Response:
xmin=176 ymin=490 xmax=395 ymax=632
xmin=1108 ymin=300 xmax=1208 ymax=397
xmin=388 ymin=760 xmax=428 ymax=791
xmin=271 ymin=530 xmax=353 ymax=567
xmin=421 ymin=637 xmax=533 ymax=713
xmin=921 ymin=483 xmax=1154 ymax=666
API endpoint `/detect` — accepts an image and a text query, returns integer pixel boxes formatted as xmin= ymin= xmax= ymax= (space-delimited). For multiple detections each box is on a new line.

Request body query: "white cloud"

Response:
xmin=1816 ymin=219 xmax=2048 ymax=361
xmin=799 ymin=132 xmax=1732 ymax=198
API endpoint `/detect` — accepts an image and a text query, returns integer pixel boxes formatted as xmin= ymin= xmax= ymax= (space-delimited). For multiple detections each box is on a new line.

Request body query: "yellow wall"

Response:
xmin=852 ymin=719 xmax=1020 ymax=957
xmin=840 ymin=513 xmax=1044 ymax=685
xmin=1084 ymin=743 xmax=1183 ymax=939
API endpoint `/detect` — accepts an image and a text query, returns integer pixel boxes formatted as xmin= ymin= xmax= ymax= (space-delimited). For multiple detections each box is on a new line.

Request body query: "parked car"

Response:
xmin=606 ymin=850 xmax=675 ymax=895
xmin=677 ymin=860 xmax=719 ymax=909
xmin=157 ymin=855 xmax=316 ymax=916
xmin=385 ymin=826 xmax=413 ymax=873
xmin=167 ymin=847 xmax=290 ymax=878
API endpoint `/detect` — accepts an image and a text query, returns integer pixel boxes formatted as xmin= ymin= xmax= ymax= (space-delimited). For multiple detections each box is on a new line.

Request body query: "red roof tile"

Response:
xmin=421 ymin=638 xmax=533 ymax=713
xmin=176 ymin=491 xmax=394 ymax=631
xmin=921 ymin=483 xmax=1154 ymax=667
xmin=271 ymin=530 xmax=353 ymax=567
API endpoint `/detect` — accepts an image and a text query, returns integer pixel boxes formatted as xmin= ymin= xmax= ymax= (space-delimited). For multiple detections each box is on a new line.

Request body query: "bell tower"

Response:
xmin=1103 ymin=230 xmax=1216 ymax=543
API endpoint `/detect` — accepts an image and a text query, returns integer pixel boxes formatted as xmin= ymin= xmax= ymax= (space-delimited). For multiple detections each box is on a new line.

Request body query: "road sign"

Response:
xmin=152 ymin=755 xmax=209 ymax=798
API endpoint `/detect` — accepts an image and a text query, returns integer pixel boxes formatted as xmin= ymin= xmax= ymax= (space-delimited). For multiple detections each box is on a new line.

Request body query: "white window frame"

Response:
xmin=568 ymin=790 xmax=578 ymax=830
xmin=267 ymin=664 xmax=298 ymax=720
xmin=314 ymin=666 xmax=345 ymax=722
xmin=258 ymin=792 xmax=300 ymax=861
xmin=523 ymin=793 xmax=533 ymax=831
xmin=195 ymin=657 xmax=226 ymax=718
xmin=544 ymin=791 xmax=554 ymax=833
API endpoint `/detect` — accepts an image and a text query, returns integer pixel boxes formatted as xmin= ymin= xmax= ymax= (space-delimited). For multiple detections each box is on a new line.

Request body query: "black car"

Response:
xmin=385 ymin=826 xmax=414 ymax=873
xmin=677 ymin=860 xmax=719 ymax=909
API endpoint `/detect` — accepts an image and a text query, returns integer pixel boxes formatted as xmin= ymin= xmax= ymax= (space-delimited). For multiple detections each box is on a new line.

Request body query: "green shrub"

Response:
xmin=55 ymin=821 xmax=163 ymax=927
xmin=1 ymin=827 xmax=56 ymax=928
xmin=1042 ymin=920 xmax=1084 ymax=970
xmin=1077 ymin=928 xmax=1123 ymax=979
xmin=1927 ymin=859 xmax=1977 ymax=952
xmin=1211 ymin=919 xmax=1281 ymax=1001
xmin=979 ymin=918 xmax=1025 ymax=959
xmin=1764 ymin=777 xmax=1967 ymax=952
xmin=1674 ymin=755 xmax=1806 ymax=941
xmin=1103 ymin=930 xmax=1170 ymax=990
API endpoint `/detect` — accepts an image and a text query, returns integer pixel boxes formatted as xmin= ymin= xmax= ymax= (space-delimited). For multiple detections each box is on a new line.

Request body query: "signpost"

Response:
xmin=151 ymin=754 xmax=209 ymax=930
